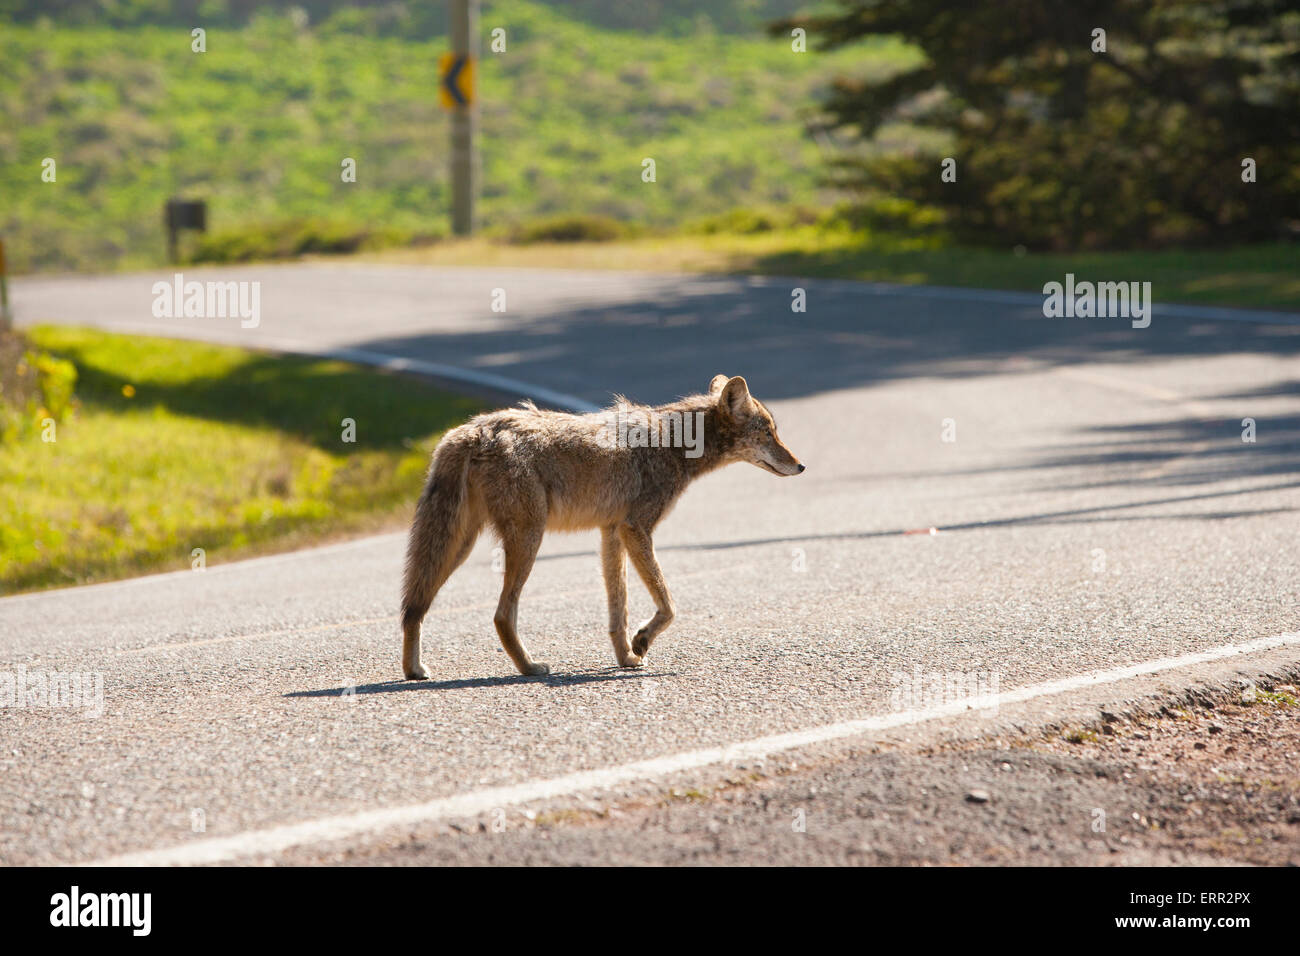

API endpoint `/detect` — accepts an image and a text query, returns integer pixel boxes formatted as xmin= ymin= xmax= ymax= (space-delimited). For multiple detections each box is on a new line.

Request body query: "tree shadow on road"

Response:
xmin=344 ymin=276 xmax=1300 ymax=497
xmin=527 ymin=480 xmax=1300 ymax=562
xmin=348 ymin=275 xmax=1300 ymax=409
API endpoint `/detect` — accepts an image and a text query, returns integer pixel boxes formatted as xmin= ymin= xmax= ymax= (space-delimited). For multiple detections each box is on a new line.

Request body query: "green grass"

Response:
xmin=0 ymin=2 xmax=917 ymax=273
xmin=745 ymin=232 xmax=1300 ymax=311
xmin=1248 ymin=689 xmax=1299 ymax=708
xmin=0 ymin=326 xmax=482 ymax=594
xmin=368 ymin=227 xmax=1300 ymax=311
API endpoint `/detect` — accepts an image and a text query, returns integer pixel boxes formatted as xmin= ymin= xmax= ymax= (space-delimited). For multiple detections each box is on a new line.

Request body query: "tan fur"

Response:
xmin=400 ymin=374 xmax=803 ymax=678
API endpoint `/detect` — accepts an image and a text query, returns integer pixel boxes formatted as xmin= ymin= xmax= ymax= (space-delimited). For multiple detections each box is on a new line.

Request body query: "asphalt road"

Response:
xmin=4 ymin=263 xmax=1299 ymax=865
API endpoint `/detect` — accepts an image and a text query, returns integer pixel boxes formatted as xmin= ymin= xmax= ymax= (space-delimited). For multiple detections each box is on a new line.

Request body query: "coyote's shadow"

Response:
xmin=286 ymin=666 xmax=669 ymax=698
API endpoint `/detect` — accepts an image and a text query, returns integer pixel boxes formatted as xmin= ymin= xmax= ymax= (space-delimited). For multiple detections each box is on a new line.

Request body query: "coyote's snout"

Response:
xmin=400 ymin=374 xmax=803 ymax=678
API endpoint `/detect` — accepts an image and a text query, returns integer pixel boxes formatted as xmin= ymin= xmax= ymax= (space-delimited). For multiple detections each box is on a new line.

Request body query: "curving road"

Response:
xmin=3 ymin=263 xmax=1299 ymax=864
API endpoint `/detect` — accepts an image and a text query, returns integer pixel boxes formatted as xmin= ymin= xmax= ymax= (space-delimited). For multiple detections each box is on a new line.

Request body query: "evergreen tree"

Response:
xmin=774 ymin=0 xmax=1300 ymax=248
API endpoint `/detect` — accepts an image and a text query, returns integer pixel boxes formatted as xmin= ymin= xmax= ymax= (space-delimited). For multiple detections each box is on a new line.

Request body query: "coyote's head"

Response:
xmin=710 ymin=374 xmax=805 ymax=477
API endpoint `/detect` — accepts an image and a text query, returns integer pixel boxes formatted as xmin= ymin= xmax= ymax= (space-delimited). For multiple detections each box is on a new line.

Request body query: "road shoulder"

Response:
xmin=262 ymin=647 xmax=1300 ymax=865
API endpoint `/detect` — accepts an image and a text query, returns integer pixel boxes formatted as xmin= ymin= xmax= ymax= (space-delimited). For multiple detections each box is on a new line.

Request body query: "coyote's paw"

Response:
xmin=523 ymin=661 xmax=551 ymax=677
xmin=404 ymin=663 xmax=431 ymax=680
xmin=618 ymin=653 xmax=645 ymax=669
xmin=631 ymin=633 xmax=650 ymax=657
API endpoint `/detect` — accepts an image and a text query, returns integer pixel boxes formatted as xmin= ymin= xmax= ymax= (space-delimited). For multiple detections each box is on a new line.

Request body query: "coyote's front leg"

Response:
xmin=619 ymin=524 xmax=675 ymax=658
xmin=602 ymin=526 xmax=643 ymax=668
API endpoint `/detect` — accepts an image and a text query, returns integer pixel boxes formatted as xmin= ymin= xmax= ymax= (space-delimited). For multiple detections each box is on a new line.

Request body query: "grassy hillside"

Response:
xmin=0 ymin=1 xmax=917 ymax=273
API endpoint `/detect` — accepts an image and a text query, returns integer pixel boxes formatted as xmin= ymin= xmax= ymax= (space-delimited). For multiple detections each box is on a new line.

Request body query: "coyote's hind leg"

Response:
xmin=402 ymin=524 xmax=479 ymax=679
xmin=493 ymin=521 xmax=549 ymax=676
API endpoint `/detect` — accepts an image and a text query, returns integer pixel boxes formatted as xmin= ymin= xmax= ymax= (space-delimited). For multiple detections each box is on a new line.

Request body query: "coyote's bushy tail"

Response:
xmin=401 ymin=429 xmax=476 ymax=634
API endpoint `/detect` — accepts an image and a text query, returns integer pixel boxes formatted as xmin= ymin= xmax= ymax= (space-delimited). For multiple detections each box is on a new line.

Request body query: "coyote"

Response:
xmin=400 ymin=375 xmax=804 ymax=679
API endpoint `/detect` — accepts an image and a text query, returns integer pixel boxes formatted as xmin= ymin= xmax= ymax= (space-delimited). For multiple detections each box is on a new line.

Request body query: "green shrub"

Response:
xmin=0 ymin=330 xmax=78 ymax=444
xmin=688 ymin=205 xmax=825 ymax=235
xmin=830 ymin=196 xmax=948 ymax=237
xmin=27 ymin=350 xmax=78 ymax=422
xmin=189 ymin=219 xmax=435 ymax=264
xmin=508 ymin=215 xmax=628 ymax=244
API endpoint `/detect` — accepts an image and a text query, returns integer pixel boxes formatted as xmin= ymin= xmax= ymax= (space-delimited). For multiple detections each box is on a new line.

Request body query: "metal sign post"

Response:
xmin=0 ymin=239 xmax=11 ymax=329
xmin=442 ymin=0 xmax=478 ymax=236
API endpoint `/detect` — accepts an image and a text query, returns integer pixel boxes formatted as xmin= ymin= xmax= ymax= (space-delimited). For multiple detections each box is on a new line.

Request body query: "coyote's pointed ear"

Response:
xmin=718 ymin=375 xmax=752 ymax=419
xmin=709 ymin=374 xmax=729 ymax=395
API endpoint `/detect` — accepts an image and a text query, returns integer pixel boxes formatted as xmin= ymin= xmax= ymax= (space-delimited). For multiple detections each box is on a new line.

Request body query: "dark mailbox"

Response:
xmin=164 ymin=198 xmax=208 ymax=262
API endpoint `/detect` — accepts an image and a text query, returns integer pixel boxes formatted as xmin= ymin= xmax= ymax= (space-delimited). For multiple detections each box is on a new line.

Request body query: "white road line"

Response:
xmin=87 ymin=629 xmax=1300 ymax=867
xmin=260 ymin=340 xmax=600 ymax=413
